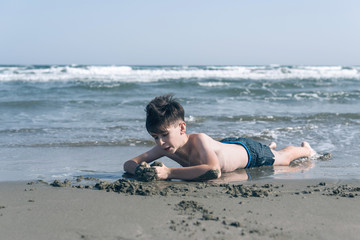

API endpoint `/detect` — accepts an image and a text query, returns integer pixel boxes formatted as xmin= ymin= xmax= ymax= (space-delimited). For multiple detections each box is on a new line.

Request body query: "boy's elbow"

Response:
xmin=123 ymin=161 xmax=130 ymax=172
xmin=212 ymin=167 xmax=221 ymax=179
xmin=210 ymin=165 xmax=221 ymax=179
xmin=217 ymin=169 xmax=222 ymax=179
xmin=123 ymin=160 xmax=138 ymax=174
xmin=195 ymin=167 xmax=221 ymax=181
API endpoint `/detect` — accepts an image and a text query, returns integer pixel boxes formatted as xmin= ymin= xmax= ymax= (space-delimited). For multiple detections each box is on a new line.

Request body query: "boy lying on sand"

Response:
xmin=124 ymin=95 xmax=316 ymax=180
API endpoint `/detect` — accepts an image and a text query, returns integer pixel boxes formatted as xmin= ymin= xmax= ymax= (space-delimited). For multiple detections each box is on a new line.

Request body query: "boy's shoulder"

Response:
xmin=188 ymin=133 xmax=215 ymax=145
xmin=188 ymin=132 xmax=210 ymax=140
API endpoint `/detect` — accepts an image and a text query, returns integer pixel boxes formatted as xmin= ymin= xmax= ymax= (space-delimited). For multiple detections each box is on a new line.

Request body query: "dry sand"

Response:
xmin=0 ymin=178 xmax=359 ymax=240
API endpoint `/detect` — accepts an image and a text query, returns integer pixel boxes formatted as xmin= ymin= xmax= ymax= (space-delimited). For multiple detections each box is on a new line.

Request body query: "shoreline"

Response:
xmin=1 ymin=145 xmax=358 ymax=183
xmin=1 ymin=179 xmax=359 ymax=240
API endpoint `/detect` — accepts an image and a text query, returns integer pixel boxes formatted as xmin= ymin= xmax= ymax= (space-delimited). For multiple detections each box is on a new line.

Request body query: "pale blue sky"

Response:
xmin=1 ymin=0 xmax=359 ymax=65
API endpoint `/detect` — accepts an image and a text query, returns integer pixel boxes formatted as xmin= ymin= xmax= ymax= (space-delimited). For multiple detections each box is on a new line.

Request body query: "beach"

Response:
xmin=2 ymin=0 xmax=360 ymax=239
xmin=1 ymin=179 xmax=359 ymax=240
xmin=1 ymin=65 xmax=360 ymax=239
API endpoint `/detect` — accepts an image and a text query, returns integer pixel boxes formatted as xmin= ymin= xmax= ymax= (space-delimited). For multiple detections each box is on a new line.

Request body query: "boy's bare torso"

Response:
xmin=164 ymin=133 xmax=249 ymax=172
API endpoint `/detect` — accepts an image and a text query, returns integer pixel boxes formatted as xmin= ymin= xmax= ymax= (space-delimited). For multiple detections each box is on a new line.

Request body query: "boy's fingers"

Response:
xmin=153 ymin=165 xmax=169 ymax=179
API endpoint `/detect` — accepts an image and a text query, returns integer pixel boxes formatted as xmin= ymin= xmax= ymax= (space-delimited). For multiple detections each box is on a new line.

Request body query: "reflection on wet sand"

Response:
xmin=212 ymin=158 xmax=314 ymax=184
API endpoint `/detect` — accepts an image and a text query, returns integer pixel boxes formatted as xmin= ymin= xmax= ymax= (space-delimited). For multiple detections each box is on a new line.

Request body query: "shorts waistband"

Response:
xmin=219 ymin=139 xmax=252 ymax=168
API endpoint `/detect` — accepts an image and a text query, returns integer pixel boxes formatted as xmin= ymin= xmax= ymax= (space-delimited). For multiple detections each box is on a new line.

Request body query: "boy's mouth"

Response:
xmin=164 ymin=146 xmax=171 ymax=151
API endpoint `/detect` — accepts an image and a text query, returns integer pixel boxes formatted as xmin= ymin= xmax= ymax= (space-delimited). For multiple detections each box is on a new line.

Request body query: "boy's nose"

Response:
xmin=158 ymin=138 xmax=165 ymax=145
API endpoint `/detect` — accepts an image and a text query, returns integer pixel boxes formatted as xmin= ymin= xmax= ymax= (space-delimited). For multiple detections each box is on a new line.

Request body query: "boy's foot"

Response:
xmin=301 ymin=142 xmax=316 ymax=157
xmin=269 ymin=142 xmax=277 ymax=150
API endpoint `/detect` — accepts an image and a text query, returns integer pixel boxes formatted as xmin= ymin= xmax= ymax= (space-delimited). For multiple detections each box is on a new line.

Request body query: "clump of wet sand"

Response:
xmin=48 ymin=175 xmax=360 ymax=199
xmin=94 ymin=179 xmax=208 ymax=196
xmin=50 ymin=179 xmax=72 ymax=187
xmin=175 ymin=200 xmax=220 ymax=222
xmin=221 ymin=183 xmax=276 ymax=198
xmin=134 ymin=161 xmax=163 ymax=182
xmin=169 ymin=199 xmax=250 ymax=237
xmin=314 ymin=182 xmax=360 ymax=198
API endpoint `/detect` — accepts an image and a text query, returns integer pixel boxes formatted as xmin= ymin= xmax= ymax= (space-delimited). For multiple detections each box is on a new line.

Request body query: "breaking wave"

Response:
xmin=0 ymin=65 xmax=359 ymax=82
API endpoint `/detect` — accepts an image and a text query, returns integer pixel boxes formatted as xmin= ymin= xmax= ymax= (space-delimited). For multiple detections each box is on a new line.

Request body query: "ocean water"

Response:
xmin=0 ymin=65 xmax=359 ymax=182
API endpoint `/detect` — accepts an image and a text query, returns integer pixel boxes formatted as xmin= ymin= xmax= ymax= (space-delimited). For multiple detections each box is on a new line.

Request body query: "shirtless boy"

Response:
xmin=123 ymin=95 xmax=316 ymax=180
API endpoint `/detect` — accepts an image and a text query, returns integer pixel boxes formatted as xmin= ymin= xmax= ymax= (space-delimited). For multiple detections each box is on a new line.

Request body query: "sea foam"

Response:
xmin=0 ymin=65 xmax=359 ymax=83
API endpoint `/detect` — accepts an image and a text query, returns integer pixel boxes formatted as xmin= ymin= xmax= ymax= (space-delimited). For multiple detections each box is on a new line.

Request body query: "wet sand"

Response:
xmin=0 ymin=179 xmax=359 ymax=240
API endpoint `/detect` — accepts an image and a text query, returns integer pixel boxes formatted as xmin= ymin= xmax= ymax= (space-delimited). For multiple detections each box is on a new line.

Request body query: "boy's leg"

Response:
xmin=272 ymin=142 xmax=316 ymax=166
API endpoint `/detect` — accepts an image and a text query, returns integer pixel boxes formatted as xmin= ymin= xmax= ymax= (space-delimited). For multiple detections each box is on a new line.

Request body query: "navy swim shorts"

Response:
xmin=220 ymin=137 xmax=275 ymax=168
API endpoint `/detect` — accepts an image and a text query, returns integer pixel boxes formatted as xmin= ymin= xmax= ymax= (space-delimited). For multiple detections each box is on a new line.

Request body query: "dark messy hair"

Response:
xmin=145 ymin=94 xmax=185 ymax=134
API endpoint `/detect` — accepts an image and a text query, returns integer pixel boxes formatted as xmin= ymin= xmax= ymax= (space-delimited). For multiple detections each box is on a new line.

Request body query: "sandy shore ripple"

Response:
xmin=0 ymin=178 xmax=359 ymax=240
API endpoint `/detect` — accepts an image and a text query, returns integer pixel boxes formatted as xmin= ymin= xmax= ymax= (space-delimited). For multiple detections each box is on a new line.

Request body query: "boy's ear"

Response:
xmin=179 ymin=121 xmax=186 ymax=134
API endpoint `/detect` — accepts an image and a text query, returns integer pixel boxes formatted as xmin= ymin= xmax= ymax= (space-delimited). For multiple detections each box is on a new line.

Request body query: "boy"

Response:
xmin=123 ymin=95 xmax=316 ymax=180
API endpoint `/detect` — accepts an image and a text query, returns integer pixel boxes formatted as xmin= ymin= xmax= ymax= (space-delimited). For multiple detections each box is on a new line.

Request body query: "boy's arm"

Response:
xmin=156 ymin=164 xmax=220 ymax=180
xmin=123 ymin=146 xmax=164 ymax=174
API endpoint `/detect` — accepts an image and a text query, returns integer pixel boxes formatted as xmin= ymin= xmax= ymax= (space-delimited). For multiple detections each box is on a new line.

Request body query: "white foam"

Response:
xmin=0 ymin=65 xmax=359 ymax=83
xmin=294 ymin=92 xmax=321 ymax=100
xmin=198 ymin=82 xmax=230 ymax=87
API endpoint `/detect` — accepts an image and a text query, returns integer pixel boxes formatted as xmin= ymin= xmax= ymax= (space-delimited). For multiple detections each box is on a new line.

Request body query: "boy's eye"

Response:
xmin=151 ymin=132 xmax=168 ymax=140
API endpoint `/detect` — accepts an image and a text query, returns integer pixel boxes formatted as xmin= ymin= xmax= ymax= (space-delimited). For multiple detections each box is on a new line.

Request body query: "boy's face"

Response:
xmin=150 ymin=122 xmax=186 ymax=154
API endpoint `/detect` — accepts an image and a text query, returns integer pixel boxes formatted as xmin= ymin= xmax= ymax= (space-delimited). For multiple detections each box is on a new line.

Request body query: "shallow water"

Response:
xmin=0 ymin=65 xmax=359 ymax=181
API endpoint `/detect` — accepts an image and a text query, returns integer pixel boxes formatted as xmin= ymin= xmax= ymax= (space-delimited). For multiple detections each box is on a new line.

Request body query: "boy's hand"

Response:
xmin=153 ymin=164 xmax=170 ymax=180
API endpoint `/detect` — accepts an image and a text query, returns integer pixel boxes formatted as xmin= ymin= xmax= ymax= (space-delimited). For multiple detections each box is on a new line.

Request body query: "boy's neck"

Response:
xmin=174 ymin=133 xmax=190 ymax=157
